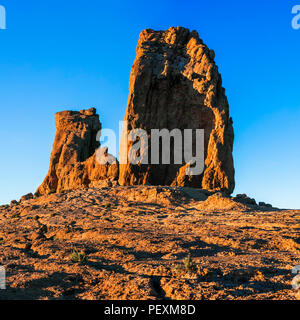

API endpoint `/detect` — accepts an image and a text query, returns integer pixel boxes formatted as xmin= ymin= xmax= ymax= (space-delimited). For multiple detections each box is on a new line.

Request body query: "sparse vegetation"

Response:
xmin=183 ymin=254 xmax=197 ymax=273
xmin=0 ymin=186 xmax=297 ymax=300
xmin=174 ymin=254 xmax=197 ymax=275
xmin=70 ymin=250 xmax=87 ymax=265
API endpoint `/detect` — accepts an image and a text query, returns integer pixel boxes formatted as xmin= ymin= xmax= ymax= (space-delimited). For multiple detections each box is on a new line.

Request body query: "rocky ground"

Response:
xmin=0 ymin=186 xmax=299 ymax=300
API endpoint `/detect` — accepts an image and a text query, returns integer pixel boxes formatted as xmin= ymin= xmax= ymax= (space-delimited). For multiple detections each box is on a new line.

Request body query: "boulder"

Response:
xmin=259 ymin=202 xmax=272 ymax=208
xmin=20 ymin=193 xmax=33 ymax=202
xmin=235 ymin=194 xmax=257 ymax=206
xmin=119 ymin=27 xmax=235 ymax=194
xmin=10 ymin=200 xmax=18 ymax=206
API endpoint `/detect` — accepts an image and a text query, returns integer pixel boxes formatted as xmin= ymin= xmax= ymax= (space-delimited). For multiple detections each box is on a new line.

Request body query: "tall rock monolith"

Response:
xmin=119 ymin=27 xmax=235 ymax=193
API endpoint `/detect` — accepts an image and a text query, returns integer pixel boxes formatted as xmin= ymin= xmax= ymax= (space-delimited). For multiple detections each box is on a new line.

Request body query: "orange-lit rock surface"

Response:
xmin=119 ymin=27 xmax=235 ymax=193
xmin=3 ymin=27 xmax=298 ymax=301
xmin=36 ymin=108 xmax=118 ymax=195
xmin=0 ymin=186 xmax=299 ymax=300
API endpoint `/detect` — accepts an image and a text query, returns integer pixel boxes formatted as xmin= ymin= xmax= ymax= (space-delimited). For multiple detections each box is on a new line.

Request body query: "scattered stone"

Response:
xmin=29 ymin=231 xmax=44 ymax=241
xmin=0 ymin=185 xmax=298 ymax=300
xmin=39 ymin=224 xmax=48 ymax=234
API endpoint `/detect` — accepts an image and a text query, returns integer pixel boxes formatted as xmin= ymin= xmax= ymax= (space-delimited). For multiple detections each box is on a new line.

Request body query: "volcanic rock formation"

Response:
xmin=37 ymin=27 xmax=234 ymax=195
xmin=119 ymin=27 xmax=235 ymax=193
xmin=36 ymin=108 xmax=118 ymax=195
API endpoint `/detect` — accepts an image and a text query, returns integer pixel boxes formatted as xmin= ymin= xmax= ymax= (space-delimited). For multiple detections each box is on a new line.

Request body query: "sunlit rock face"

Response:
xmin=119 ymin=27 xmax=235 ymax=194
xmin=36 ymin=108 xmax=118 ymax=195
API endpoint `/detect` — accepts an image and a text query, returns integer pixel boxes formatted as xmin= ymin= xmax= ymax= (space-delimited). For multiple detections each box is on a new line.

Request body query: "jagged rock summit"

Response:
xmin=119 ymin=26 xmax=235 ymax=193
xmin=36 ymin=108 xmax=118 ymax=195
xmin=37 ymin=27 xmax=235 ymax=195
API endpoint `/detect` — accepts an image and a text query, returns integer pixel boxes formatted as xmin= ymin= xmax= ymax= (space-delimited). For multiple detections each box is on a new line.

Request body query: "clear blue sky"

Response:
xmin=0 ymin=0 xmax=299 ymax=209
